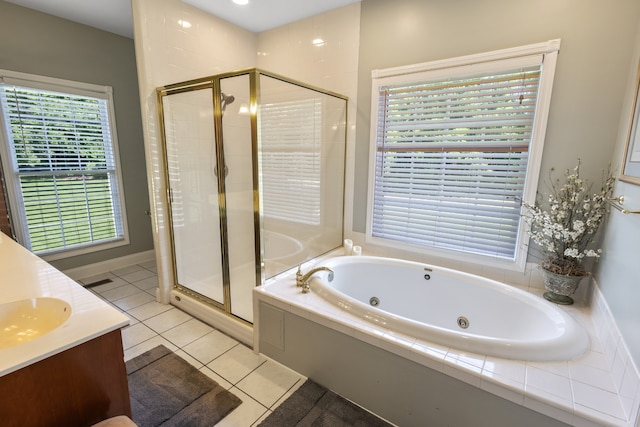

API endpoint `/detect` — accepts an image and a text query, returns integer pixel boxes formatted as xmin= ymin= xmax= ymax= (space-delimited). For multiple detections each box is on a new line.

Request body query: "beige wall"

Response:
xmin=355 ymin=0 xmax=640 ymax=232
xmin=0 ymin=1 xmax=153 ymax=270
xmin=598 ymin=16 xmax=640 ymax=367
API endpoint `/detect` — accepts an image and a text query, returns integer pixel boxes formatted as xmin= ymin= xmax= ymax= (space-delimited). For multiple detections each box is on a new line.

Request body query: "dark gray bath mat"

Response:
xmin=259 ymin=379 xmax=393 ymax=427
xmin=126 ymin=345 xmax=241 ymax=427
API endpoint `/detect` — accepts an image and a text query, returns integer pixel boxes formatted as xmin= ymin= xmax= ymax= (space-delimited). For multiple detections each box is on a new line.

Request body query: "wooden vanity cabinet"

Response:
xmin=0 ymin=329 xmax=131 ymax=427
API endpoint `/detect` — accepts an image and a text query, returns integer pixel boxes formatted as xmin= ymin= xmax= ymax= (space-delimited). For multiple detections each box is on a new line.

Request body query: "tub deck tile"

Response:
xmin=573 ymin=403 xmax=628 ymax=427
xmin=255 ymin=256 xmax=637 ymax=426
xmin=573 ymin=381 xmax=626 ymax=421
xmin=483 ymin=356 xmax=527 ymax=385
xmin=443 ymin=352 xmax=484 ymax=387
xmin=570 ymin=362 xmax=618 ymax=393
xmin=523 ymin=390 xmax=575 ymax=425
xmin=480 ymin=373 xmax=525 ymax=406
xmin=525 ymin=365 xmax=573 ymax=401
xmin=407 ymin=341 xmax=446 ymax=371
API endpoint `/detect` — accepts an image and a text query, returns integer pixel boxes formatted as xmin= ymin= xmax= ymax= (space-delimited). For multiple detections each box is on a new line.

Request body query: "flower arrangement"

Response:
xmin=522 ymin=160 xmax=615 ymax=277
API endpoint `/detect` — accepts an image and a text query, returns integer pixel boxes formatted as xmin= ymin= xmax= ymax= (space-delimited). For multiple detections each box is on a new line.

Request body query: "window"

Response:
xmin=260 ymin=98 xmax=322 ymax=225
xmin=367 ymin=41 xmax=560 ymax=270
xmin=0 ymin=70 xmax=128 ymax=259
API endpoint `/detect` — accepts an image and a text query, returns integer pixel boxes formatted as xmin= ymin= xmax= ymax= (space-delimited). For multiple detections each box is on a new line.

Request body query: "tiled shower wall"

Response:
xmin=131 ymin=0 xmax=360 ymax=305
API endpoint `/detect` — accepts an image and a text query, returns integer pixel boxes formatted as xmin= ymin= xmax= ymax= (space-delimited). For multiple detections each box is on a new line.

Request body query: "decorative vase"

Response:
xmin=540 ymin=267 xmax=585 ymax=305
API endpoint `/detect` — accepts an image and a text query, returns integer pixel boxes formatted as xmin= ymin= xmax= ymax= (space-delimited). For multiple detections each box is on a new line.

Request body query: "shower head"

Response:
xmin=221 ymin=92 xmax=235 ymax=110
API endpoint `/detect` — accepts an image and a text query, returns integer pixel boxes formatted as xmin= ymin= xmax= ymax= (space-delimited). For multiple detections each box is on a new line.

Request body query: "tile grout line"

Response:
xmin=228 ymin=359 xmax=269 ymax=389
xmin=268 ymin=376 xmax=306 ymax=410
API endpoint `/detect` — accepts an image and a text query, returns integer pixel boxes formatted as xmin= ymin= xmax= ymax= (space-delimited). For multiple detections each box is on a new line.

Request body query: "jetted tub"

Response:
xmin=264 ymin=230 xmax=306 ymax=265
xmin=263 ymin=230 xmax=308 ymax=278
xmin=307 ymin=256 xmax=588 ymax=361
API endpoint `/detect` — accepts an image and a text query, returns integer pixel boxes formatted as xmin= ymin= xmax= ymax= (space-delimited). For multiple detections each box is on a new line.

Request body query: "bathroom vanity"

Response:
xmin=0 ymin=233 xmax=131 ymax=426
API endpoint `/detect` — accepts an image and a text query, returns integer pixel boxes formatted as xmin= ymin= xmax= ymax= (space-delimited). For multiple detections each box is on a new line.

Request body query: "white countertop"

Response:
xmin=0 ymin=233 xmax=129 ymax=376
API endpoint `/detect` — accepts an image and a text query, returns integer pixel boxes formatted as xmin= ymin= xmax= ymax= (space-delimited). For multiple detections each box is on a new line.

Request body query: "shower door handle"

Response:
xmin=213 ymin=165 xmax=229 ymax=177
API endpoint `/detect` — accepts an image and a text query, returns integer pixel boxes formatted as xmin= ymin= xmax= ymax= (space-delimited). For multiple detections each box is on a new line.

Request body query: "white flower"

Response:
xmin=564 ymin=248 xmax=579 ymax=258
xmin=522 ymin=160 xmax=614 ymax=273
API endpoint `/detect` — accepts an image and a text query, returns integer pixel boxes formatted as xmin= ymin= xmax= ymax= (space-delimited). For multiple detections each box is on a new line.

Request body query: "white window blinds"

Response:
xmin=369 ymin=42 xmax=559 ymax=266
xmin=0 ymin=74 xmax=126 ymax=255
xmin=260 ymin=98 xmax=322 ymax=225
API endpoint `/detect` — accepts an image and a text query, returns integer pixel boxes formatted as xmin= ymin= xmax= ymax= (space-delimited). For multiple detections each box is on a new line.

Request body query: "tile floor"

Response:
xmin=80 ymin=261 xmax=306 ymax=427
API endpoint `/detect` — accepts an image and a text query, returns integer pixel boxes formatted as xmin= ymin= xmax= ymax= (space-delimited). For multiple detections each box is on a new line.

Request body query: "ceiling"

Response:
xmin=5 ymin=0 xmax=361 ymax=38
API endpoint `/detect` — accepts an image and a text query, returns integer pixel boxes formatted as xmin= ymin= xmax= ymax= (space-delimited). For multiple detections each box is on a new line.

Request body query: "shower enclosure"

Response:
xmin=156 ymin=69 xmax=346 ymax=327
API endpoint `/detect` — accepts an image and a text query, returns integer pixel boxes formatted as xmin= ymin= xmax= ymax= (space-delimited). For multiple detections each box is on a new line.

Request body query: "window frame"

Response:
xmin=366 ymin=40 xmax=560 ymax=271
xmin=0 ymin=69 xmax=129 ymax=260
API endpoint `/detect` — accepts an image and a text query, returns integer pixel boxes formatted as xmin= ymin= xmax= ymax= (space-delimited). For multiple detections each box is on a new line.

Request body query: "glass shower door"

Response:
xmin=156 ymin=69 xmax=347 ymax=326
xmin=161 ymin=88 xmax=224 ymax=306
xmin=220 ymin=74 xmax=256 ymax=322
xmin=259 ymin=75 xmax=347 ymax=278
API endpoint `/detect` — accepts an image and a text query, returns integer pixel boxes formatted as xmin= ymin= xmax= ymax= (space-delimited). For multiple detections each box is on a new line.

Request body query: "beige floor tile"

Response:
xmin=174 ymin=349 xmax=204 ymax=370
xmin=144 ymin=307 xmax=193 ymax=333
xmin=207 ymin=343 xmax=267 ymax=385
xmin=125 ymin=312 xmax=140 ymax=326
xmin=200 ymin=366 xmax=233 ymax=390
xmin=138 ymin=260 xmax=157 ymax=270
xmin=127 ymin=300 xmax=173 ymax=321
xmin=214 ymin=387 xmax=269 ymax=427
xmin=269 ymin=377 xmax=306 ymax=408
xmin=183 ymin=330 xmax=238 ymax=365
xmin=124 ymin=335 xmax=178 ymax=361
xmin=162 ymin=318 xmax=215 ymax=348
xmin=112 ymin=291 xmax=155 ymax=311
xmin=100 ymin=284 xmax=142 ymax=302
xmin=88 ymin=277 xmax=130 ymax=293
xmin=112 ymin=265 xmax=144 ymax=277
xmin=132 ymin=275 xmax=159 ymax=291
xmin=121 ymin=268 xmax=156 ymax=284
xmin=236 ymin=360 xmax=305 ymax=408
xmin=121 ymin=323 xmax=157 ymax=350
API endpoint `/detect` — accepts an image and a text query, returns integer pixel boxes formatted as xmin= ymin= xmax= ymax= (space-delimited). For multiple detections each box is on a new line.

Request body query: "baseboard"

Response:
xmin=62 ymin=250 xmax=156 ymax=281
xmin=171 ymin=289 xmax=253 ymax=346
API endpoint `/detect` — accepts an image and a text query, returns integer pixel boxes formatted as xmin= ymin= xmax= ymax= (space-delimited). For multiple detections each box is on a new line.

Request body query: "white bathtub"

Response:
xmin=264 ymin=230 xmax=306 ymax=264
xmin=263 ymin=230 xmax=308 ymax=278
xmin=308 ymin=256 xmax=588 ymax=361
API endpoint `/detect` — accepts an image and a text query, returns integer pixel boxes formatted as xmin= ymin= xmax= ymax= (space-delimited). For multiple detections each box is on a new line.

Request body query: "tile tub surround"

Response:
xmin=254 ymin=259 xmax=640 ymax=427
xmin=0 ymin=233 xmax=129 ymax=376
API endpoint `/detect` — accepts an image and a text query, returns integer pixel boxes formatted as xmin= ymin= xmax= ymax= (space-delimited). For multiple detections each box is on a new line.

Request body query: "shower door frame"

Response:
xmin=156 ymin=68 xmax=348 ymax=325
xmin=253 ymin=69 xmax=349 ymax=283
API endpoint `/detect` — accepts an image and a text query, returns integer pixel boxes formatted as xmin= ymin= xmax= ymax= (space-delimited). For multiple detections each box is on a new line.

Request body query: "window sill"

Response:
xmin=364 ymin=234 xmax=526 ymax=273
xmin=39 ymin=236 xmax=130 ymax=262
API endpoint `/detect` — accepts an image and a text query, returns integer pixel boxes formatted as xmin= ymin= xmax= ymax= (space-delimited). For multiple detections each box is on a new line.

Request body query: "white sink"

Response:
xmin=0 ymin=297 xmax=72 ymax=349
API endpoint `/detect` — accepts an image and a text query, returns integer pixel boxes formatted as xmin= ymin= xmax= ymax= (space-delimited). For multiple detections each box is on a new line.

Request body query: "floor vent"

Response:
xmin=85 ymin=278 xmax=113 ymax=288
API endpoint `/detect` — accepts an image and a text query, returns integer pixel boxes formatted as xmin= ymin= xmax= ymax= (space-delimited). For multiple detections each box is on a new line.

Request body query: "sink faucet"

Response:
xmin=296 ymin=265 xmax=334 ymax=293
